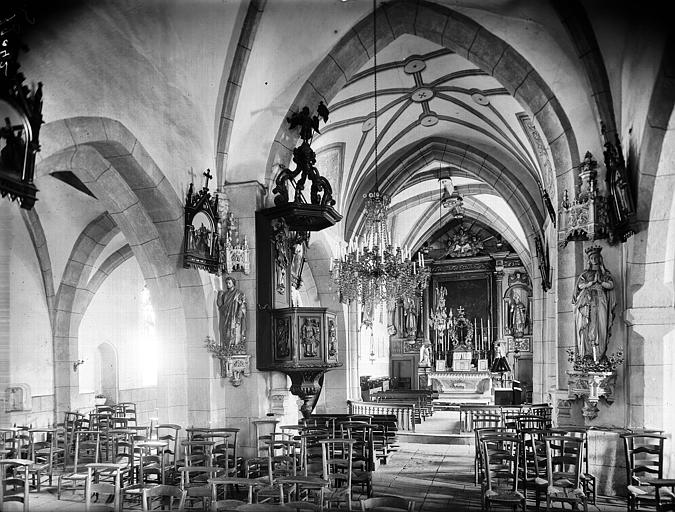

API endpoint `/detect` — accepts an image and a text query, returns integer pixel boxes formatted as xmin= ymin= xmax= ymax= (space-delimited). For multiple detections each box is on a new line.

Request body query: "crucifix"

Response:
xmin=203 ymin=169 xmax=213 ymax=189
xmin=457 ymin=306 xmax=465 ymax=317
xmin=187 ymin=168 xmax=197 ymax=183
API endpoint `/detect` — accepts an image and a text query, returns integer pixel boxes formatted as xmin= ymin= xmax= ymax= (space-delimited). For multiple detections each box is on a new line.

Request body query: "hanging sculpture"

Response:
xmin=0 ymin=8 xmax=44 ymax=210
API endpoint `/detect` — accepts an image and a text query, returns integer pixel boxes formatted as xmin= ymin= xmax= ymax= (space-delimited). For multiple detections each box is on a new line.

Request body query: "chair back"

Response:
xmin=320 ymin=438 xmax=354 ymax=497
xmin=481 ymin=433 xmax=522 ymax=495
xmin=621 ymin=433 xmax=667 ymax=486
xmin=515 ymin=414 xmax=550 ymax=432
xmin=360 ymin=495 xmax=414 ymax=511
xmin=85 ymin=463 xmax=123 ymax=511
xmin=141 ymin=484 xmax=186 ymax=511
xmin=545 ymin=434 xmax=584 ymax=489
xmin=0 ymin=458 xmax=31 ymax=512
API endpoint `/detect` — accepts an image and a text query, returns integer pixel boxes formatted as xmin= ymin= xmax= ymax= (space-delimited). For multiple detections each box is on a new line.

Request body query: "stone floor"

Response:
xmin=8 ymin=441 xmax=629 ymax=511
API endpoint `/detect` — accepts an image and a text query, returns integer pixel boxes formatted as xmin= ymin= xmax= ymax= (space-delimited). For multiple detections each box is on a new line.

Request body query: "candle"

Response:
xmin=487 ymin=317 xmax=491 ymax=343
xmin=480 ymin=318 xmax=484 ymax=350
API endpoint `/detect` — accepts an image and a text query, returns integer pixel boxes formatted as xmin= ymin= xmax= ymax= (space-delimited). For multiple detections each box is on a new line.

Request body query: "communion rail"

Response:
xmin=348 ymin=400 xmax=415 ymax=432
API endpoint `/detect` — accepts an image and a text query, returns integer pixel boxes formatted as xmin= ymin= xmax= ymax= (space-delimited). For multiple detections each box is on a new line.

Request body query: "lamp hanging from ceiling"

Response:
xmin=440 ymin=177 xmax=464 ymax=218
xmin=329 ymin=0 xmax=429 ymax=321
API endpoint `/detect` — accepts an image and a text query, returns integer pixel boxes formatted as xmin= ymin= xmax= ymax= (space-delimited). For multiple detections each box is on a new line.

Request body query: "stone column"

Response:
xmin=207 ymin=181 xmax=271 ymax=457
xmin=0 ymin=202 xmax=11 ymax=427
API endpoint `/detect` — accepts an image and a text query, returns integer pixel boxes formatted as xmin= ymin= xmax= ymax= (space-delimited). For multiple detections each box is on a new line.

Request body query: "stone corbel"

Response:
xmin=221 ymin=354 xmax=251 ymax=386
xmin=567 ymin=370 xmax=616 ymax=421
xmin=269 ymin=387 xmax=289 ymax=416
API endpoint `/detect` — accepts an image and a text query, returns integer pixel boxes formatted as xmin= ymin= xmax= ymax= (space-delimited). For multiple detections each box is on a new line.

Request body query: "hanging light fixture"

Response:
xmin=329 ymin=0 xmax=429 ymax=321
xmin=440 ymin=176 xmax=464 ymax=218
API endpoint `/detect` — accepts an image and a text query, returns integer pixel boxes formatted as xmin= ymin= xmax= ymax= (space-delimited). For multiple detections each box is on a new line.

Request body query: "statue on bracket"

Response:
xmin=217 ymin=276 xmax=247 ymax=351
xmin=572 ymin=245 xmax=616 ymax=363
xmin=503 ymin=272 xmax=531 ymax=338
xmin=206 ymin=275 xmax=250 ymax=385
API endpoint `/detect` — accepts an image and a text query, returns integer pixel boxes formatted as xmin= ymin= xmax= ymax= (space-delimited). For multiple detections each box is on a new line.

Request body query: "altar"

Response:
xmin=428 ymin=370 xmax=493 ymax=404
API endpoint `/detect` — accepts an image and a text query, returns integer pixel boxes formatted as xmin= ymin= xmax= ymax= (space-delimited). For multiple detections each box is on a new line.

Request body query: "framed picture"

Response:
xmin=435 ymin=360 xmax=446 ymax=371
xmin=478 ymin=359 xmax=489 ymax=372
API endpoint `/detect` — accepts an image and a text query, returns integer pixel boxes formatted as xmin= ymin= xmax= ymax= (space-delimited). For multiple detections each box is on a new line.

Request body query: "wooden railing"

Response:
xmin=459 ymin=403 xmax=553 ymax=433
xmin=372 ymin=390 xmax=436 ymax=420
xmin=348 ymin=400 xmax=415 ymax=432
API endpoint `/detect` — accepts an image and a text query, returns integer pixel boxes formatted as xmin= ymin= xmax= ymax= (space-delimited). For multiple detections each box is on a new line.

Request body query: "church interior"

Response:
xmin=1 ymin=0 xmax=674 ymax=510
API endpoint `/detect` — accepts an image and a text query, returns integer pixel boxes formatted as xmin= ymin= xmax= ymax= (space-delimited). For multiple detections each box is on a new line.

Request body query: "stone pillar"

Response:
xmin=206 ymin=181 xmax=271 ymax=457
xmin=0 ymin=202 xmax=11 ymax=426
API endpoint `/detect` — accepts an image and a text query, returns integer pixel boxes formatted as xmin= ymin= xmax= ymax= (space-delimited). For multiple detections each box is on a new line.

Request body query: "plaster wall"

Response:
xmin=21 ymin=1 xmax=237 ymax=208
xmin=8 ymin=206 xmax=53 ymax=397
xmin=78 ymin=257 xmax=156 ymax=395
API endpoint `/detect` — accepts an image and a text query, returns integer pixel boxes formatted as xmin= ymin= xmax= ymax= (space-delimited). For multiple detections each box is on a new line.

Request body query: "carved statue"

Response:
xmin=445 ymin=226 xmax=484 ymax=258
xmin=272 ymin=103 xmax=336 ymax=208
xmin=217 ymin=276 xmax=247 ymax=350
xmin=419 ymin=342 xmax=431 ymax=367
xmin=572 ymin=246 xmax=616 ymax=362
xmin=290 ymin=231 xmax=310 ymax=305
xmin=507 ymin=292 xmax=528 ymax=337
xmin=301 ymin=318 xmax=319 ymax=357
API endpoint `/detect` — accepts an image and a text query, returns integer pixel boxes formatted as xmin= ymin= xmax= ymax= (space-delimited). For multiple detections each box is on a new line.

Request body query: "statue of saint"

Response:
xmin=509 ymin=293 xmax=527 ymax=337
xmin=419 ymin=342 xmax=431 ymax=367
xmin=572 ymin=246 xmax=616 ymax=362
xmin=217 ymin=276 xmax=247 ymax=350
xmin=301 ymin=318 xmax=319 ymax=357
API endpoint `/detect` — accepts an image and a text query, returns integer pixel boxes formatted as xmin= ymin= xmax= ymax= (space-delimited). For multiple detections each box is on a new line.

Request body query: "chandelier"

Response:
xmin=330 ymin=190 xmax=429 ymax=318
xmin=329 ymin=0 xmax=429 ymax=320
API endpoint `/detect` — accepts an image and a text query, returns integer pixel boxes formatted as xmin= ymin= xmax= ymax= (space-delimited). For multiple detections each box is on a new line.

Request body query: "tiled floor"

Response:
xmin=13 ymin=441 xmax=629 ymax=511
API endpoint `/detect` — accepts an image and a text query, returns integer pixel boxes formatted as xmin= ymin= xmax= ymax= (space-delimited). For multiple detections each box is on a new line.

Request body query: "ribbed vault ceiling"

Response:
xmin=312 ymin=33 xmax=548 ymax=262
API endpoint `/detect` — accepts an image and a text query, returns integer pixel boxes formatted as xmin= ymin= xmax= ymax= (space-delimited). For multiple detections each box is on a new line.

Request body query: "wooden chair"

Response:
xmin=360 ymin=495 xmax=415 ymax=511
xmin=480 ymin=432 xmax=525 ymax=512
xmin=179 ymin=465 xmax=222 ymax=510
xmin=545 ymin=434 xmax=588 ymax=512
xmin=0 ymin=458 xmax=31 ymax=512
xmin=27 ymin=427 xmax=62 ymax=491
xmin=320 ymin=438 xmax=354 ymax=511
xmin=652 ymin=479 xmax=675 ymax=511
xmin=156 ymin=424 xmax=182 ymax=483
xmin=520 ymin=428 xmax=548 ymax=512
xmin=141 ymin=484 xmax=186 ymax=511
xmin=339 ymin=422 xmax=373 ymax=499
xmin=621 ymin=432 xmax=669 ymax=512
xmin=84 ymin=462 xmax=124 ymax=512
xmin=550 ymin=426 xmax=596 ymax=504
xmin=209 ymin=476 xmax=262 ymax=511
xmin=58 ymin=429 xmax=101 ymax=500
xmin=471 ymin=413 xmax=502 ymax=485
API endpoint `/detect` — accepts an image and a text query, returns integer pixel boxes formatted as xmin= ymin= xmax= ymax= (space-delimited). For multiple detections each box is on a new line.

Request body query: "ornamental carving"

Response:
xmin=445 ymin=226 xmax=484 ymax=258
xmin=560 ymin=152 xmax=610 ymax=246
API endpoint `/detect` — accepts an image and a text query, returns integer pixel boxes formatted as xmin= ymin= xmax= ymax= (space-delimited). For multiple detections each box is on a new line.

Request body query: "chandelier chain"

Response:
xmin=373 ymin=0 xmax=378 ymax=189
